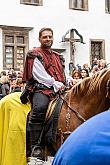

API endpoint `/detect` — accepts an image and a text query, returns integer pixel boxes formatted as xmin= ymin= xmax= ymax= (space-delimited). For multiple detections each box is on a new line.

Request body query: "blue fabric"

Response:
xmin=52 ymin=110 xmax=110 ymax=165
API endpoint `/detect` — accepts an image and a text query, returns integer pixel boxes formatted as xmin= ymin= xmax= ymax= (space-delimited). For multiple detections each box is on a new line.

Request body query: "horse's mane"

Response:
xmin=70 ymin=68 xmax=110 ymax=96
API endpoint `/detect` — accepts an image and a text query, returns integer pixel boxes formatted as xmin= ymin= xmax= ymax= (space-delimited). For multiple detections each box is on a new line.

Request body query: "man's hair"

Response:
xmin=39 ymin=27 xmax=53 ymax=38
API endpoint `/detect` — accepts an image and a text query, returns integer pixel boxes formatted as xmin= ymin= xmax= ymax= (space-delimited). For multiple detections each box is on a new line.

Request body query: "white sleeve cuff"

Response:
xmin=53 ymin=81 xmax=64 ymax=93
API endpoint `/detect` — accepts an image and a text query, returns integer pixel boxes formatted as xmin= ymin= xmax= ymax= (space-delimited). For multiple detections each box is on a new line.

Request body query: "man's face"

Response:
xmin=39 ymin=30 xmax=53 ymax=49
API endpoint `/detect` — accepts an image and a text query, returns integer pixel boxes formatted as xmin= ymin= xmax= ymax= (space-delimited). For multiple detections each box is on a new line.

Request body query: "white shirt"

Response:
xmin=32 ymin=57 xmax=64 ymax=93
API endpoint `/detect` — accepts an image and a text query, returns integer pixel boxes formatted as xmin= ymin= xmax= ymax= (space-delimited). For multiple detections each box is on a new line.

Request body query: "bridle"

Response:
xmin=60 ymin=95 xmax=86 ymax=123
xmin=58 ymin=94 xmax=86 ymax=144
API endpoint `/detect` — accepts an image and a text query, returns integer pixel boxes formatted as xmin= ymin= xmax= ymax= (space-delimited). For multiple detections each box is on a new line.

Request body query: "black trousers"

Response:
xmin=29 ymin=92 xmax=50 ymax=124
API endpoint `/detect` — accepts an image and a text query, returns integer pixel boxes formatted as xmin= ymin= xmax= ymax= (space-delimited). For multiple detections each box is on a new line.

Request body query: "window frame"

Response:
xmin=20 ymin=0 xmax=43 ymax=6
xmin=90 ymin=39 xmax=105 ymax=66
xmin=69 ymin=0 xmax=88 ymax=11
xmin=2 ymin=27 xmax=31 ymax=71
xmin=105 ymin=0 xmax=110 ymax=14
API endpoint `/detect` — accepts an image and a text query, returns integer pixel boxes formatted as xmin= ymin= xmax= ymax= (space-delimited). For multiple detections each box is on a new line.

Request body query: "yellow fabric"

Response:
xmin=0 ymin=92 xmax=31 ymax=165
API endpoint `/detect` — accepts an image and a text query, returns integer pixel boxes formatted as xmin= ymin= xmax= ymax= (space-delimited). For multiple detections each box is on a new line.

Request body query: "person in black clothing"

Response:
xmin=0 ymin=76 xmax=10 ymax=100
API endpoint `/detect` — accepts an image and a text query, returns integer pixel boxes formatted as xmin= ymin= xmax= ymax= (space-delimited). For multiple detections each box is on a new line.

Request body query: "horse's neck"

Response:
xmin=69 ymin=91 xmax=109 ymax=120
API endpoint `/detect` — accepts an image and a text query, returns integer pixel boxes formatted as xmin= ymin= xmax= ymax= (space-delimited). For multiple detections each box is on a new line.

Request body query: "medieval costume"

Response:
xmin=22 ymin=47 xmax=65 ymax=160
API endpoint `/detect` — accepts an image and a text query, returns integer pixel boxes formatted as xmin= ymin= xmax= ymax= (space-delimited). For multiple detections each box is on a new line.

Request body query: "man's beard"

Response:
xmin=42 ymin=42 xmax=53 ymax=49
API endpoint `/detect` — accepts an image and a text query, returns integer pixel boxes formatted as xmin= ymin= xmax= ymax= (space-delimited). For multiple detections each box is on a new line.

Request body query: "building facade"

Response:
xmin=0 ymin=0 xmax=110 ymax=73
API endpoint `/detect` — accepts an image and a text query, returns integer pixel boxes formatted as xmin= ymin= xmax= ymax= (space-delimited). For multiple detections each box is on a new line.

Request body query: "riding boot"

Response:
xmin=29 ymin=123 xmax=44 ymax=160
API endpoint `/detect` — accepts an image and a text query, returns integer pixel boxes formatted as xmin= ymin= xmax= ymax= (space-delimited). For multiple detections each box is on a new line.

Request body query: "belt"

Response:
xmin=34 ymin=83 xmax=51 ymax=90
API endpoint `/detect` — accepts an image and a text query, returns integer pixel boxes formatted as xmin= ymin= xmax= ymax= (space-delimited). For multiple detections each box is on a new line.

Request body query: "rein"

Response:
xmin=106 ymin=77 xmax=110 ymax=98
xmin=60 ymin=95 xmax=86 ymax=123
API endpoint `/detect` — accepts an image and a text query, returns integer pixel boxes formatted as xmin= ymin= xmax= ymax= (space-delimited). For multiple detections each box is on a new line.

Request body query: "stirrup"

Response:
xmin=27 ymin=157 xmax=45 ymax=165
xmin=31 ymin=145 xmax=43 ymax=159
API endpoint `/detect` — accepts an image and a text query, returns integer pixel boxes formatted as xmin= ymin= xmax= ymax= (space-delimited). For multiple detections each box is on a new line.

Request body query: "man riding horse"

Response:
xmin=21 ymin=27 xmax=66 ymax=164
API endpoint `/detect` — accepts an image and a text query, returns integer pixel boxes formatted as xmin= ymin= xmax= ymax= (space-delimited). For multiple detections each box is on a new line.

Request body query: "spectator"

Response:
xmin=72 ymin=70 xmax=82 ymax=80
xmin=90 ymin=65 xmax=99 ymax=76
xmin=68 ymin=70 xmax=82 ymax=87
xmin=16 ymin=78 xmax=24 ymax=92
xmin=0 ymin=76 xmax=10 ymax=99
xmin=76 ymin=64 xmax=82 ymax=71
xmin=92 ymin=57 xmax=98 ymax=68
xmin=81 ymin=69 xmax=89 ymax=79
xmin=1 ymin=70 xmax=6 ymax=76
xmin=98 ymin=59 xmax=106 ymax=70
xmin=83 ymin=63 xmax=91 ymax=73
xmin=10 ymin=78 xmax=23 ymax=93
xmin=17 ymin=68 xmax=23 ymax=78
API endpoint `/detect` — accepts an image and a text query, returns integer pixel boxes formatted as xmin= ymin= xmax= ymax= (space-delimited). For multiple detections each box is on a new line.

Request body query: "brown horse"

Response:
xmin=0 ymin=68 xmax=110 ymax=165
xmin=51 ymin=68 xmax=110 ymax=152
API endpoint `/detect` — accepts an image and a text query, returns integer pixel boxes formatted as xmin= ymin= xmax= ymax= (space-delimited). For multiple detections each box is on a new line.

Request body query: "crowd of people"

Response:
xmin=0 ymin=58 xmax=108 ymax=100
xmin=0 ymin=68 xmax=24 ymax=100
xmin=68 ymin=58 xmax=108 ymax=88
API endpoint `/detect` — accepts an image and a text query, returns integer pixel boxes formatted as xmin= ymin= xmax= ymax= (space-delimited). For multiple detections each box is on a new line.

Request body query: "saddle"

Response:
xmin=46 ymin=97 xmax=59 ymax=121
xmin=44 ymin=95 xmax=64 ymax=144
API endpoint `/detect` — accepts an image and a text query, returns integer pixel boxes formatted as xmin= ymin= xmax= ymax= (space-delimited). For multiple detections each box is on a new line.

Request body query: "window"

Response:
xmin=5 ymin=46 xmax=14 ymax=69
xmin=16 ymin=47 xmax=24 ymax=69
xmin=105 ymin=0 xmax=110 ymax=13
xmin=2 ymin=27 xmax=31 ymax=70
xmin=20 ymin=0 xmax=43 ymax=6
xmin=69 ymin=0 xmax=88 ymax=11
xmin=90 ymin=39 xmax=105 ymax=66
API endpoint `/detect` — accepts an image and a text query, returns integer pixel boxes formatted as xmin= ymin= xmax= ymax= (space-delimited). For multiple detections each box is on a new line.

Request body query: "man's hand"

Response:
xmin=58 ymin=84 xmax=66 ymax=94
xmin=53 ymin=81 xmax=65 ymax=93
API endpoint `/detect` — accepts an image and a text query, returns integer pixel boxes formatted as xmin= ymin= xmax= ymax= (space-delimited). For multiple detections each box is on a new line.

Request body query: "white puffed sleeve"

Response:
xmin=32 ymin=57 xmax=64 ymax=92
